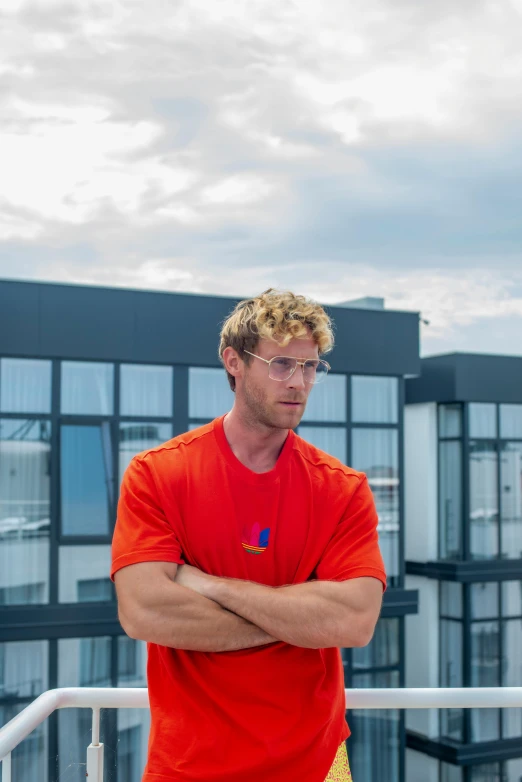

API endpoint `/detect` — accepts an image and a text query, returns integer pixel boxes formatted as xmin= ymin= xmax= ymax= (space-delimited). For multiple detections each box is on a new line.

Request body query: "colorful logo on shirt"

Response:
xmin=241 ymin=523 xmax=270 ymax=555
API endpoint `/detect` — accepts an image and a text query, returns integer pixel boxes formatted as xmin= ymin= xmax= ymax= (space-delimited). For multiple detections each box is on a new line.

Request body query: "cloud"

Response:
xmin=1 ymin=0 xmax=522 ymax=355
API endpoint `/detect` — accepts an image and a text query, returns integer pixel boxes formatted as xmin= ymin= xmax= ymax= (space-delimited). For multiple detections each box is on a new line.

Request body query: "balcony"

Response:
xmin=2 ymin=687 xmax=522 ymax=782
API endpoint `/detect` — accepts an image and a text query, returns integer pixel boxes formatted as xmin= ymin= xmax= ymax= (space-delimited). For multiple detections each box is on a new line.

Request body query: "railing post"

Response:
xmin=1 ymin=753 xmax=12 ymax=782
xmin=86 ymin=708 xmax=104 ymax=782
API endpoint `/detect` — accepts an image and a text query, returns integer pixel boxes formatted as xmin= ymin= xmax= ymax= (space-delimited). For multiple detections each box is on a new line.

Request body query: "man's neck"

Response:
xmin=222 ymin=408 xmax=289 ymax=474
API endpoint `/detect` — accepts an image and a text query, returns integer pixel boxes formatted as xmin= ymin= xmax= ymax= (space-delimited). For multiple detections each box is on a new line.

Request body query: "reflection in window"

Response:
xmin=77 ymin=578 xmax=112 ymax=603
xmin=500 ymin=443 xmax=522 ymax=559
xmin=469 ymin=403 xmax=497 ymax=439
xmin=60 ymin=424 xmax=112 ymax=536
xmin=440 ymin=762 xmax=463 ymax=782
xmin=119 ymin=422 xmax=172 ymax=480
xmin=500 ymin=404 xmax=522 ymax=439
xmin=301 ymin=374 xmax=346 ymax=422
xmin=440 ymin=620 xmax=463 ymax=741
xmin=440 ymin=582 xmax=463 ymax=619
xmin=470 ymin=621 xmax=500 ymax=741
xmin=189 ymin=367 xmax=231 ymax=420
xmin=352 ymin=618 xmax=399 ymax=669
xmin=439 ymin=441 xmax=463 ymax=560
xmin=352 ymin=428 xmax=399 ymax=583
xmin=348 ymin=670 xmax=400 ymax=782
xmin=0 ymin=419 xmax=50 ymax=605
xmin=502 ymin=582 xmax=522 ymax=617
xmin=438 ymin=404 xmax=462 ymax=438
xmin=0 ymin=358 xmax=51 ymax=414
xmin=470 ymin=441 xmax=498 ymax=560
xmin=61 ymin=361 xmax=114 ymax=415
xmin=470 ymin=763 xmax=502 ymax=782
xmin=352 ymin=376 xmax=398 ymax=424
xmin=117 ymin=639 xmax=150 ymax=782
xmin=120 ymin=364 xmax=173 ymax=417
xmin=470 ymin=583 xmax=499 ymax=620
xmin=502 ymin=619 xmax=522 ymax=738
xmin=59 ymin=545 xmax=112 ymax=604
xmin=0 ymin=640 xmax=49 ymax=782
xmin=297 ymin=426 xmax=347 ymax=464
xmin=58 ymin=637 xmax=112 ymax=781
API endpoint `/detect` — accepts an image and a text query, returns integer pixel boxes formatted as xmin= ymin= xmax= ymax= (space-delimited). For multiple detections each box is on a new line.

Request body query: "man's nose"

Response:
xmin=287 ymin=363 xmax=306 ymax=390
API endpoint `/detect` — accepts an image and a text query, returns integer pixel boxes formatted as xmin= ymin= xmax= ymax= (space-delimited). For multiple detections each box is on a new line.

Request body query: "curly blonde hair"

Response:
xmin=219 ymin=288 xmax=334 ymax=391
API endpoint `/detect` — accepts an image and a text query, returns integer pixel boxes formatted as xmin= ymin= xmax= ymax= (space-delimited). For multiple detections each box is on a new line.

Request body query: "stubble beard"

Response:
xmin=242 ymin=375 xmax=304 ymax=431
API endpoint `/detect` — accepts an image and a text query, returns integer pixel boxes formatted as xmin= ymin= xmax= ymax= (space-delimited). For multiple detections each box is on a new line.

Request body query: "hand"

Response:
xmin=175 ymin=564 xmax=216 ymax=599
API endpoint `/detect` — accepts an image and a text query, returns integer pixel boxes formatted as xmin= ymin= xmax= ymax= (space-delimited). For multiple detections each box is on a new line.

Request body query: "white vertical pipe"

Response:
xmin=1 ymin=753 xmax=12 ymax=782
xmin=91 ymin=708 xmax=101 ymax=746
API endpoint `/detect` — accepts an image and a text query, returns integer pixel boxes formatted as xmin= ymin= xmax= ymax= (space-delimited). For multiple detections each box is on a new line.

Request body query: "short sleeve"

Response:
xmin=111 ymin=455 xmax=185 ymax=580
xmin=314 ymin=474 xmax=387 ymax=591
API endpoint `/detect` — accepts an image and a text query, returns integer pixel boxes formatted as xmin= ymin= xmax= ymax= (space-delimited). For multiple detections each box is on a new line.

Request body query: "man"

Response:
xmin=112 ymin=288 xmax=386 ymax=782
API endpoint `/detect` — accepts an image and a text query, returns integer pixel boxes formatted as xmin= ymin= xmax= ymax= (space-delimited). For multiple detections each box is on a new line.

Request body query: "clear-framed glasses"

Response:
xmin=243 ymin=351 xmax=330 ymax=384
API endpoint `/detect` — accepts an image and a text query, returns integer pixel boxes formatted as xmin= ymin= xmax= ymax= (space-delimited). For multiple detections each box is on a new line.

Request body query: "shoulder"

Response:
xmin=292 ymin=432 xmax=365 ymax=487
xmin=127 ymin=421 xmax=215 ymax=476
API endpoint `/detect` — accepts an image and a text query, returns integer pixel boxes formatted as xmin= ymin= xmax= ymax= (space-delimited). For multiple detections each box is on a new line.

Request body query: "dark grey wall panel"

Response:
xmin=0 ymin=280 xmax=41 ymax=356
xmin=406 ymin=353 xmax=522 ymax=404
xmin=325 ymin=305 xmax=420 ymax=376
xmin=39 ymin=283 xmax=137 ymax=361
xmin=455 ymin=353 xmax=522 ymax=404
xmin=0 ymin=280 xmax=420 ymax=376
xmin=405 ymin=355 xmax=457 ymax=404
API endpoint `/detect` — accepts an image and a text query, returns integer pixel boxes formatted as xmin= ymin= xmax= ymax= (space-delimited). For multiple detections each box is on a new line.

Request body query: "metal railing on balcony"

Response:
xmin=2 ymin=687 xmax=522 ymax=782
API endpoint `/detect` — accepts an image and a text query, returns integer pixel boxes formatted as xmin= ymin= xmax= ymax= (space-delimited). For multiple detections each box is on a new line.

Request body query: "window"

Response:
xmin=352 ymin=618 xmax=399 ymax=669
xmin=440 ymin=582 xmax=463 ymax=619
xmin=440 ymin=762 xmax=463 ymax=782
xmin=352 ymin=428 xmax=399 ymax=583
xmin=469 ymin=441 xmax=499 ymax=560
xmin=440 ymin=620 xmax=463 ymax=740
xmin=0 ymin=358 xmax=51 ymax=414
xmin=502 ymin=581 xmax=522 ymax=617
xmin=59 ymin=545 xmax=112 ymax=603
xmin=439 ymin=404 xmax=462 ymax=438
xmin=348 ymin=670 xmax=400 ymax=782
xmin=301 ymin=374 xmax=346 ymax=422
xmin=471 ymin=583 xmax=499 ymax=620
xmin=58 ymin=637 xmax=112 ymax=781
xmin=60 ymin=424 xmax=112 ymax=536
xmin=119 ymin=422 xmax=172 ymax=480
xmin=297 ymin=426 xmax=347 ymax=464
xmin=0 ymin=640 xmax=48 ymax=699
xmin=118 ymin=637 xmax=142 ymax=682
xmin=470 ymin=621 xmax=500 ymax=741
xmin=500 ymin=404 xmax=522 ymax=439
xmin=439 ymin=441 xmax=463 ymax=560
xmin=502 ymin=619 xmax=522 ymax=738
xmin=470 ymin=763 xmax=502 ymax=782
xmin=189 ymin=367 xmax=230 ymax=420
xmin=0 ymin=419 xmax=51 ymax=604
xmin=120 ymin=364 xmax=173 ymax=417
xmin=469 ymin=403 xmax=497 ymax=439
xmin=61 ymin=361 xmax=114 ymax=415
xmin=500 ymin=443 xmax=522 ymax=559
xmin=117 ymin=726 xmax=142 ymax=782
xmin=77 ymin=578 xmax=113 ymax=603
xmin=352 ymin=376 xmax=398 ymax=424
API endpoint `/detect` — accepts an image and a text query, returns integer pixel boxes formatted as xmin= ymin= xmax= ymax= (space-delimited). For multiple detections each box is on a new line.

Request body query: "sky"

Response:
xmin=1 ymin=0 xmax=522 ymax=357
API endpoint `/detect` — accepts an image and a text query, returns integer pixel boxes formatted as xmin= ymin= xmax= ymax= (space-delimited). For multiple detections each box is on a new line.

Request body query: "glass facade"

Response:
xmin=0 ymin=418 xmax=51 ymax=605
xmin=1 ymin=355 xmax=406 ymax=781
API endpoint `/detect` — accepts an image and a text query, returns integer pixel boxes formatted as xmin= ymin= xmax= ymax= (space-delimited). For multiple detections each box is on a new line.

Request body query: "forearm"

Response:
xmin=121 ymin=581 xmax=277 ymax=652
xmin=205 ymin=578 xmax=374 ymax=649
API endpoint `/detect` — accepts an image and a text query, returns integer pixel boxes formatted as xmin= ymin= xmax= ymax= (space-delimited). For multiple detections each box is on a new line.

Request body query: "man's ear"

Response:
xmin=222 ymin=346 xmax=242 ymax=382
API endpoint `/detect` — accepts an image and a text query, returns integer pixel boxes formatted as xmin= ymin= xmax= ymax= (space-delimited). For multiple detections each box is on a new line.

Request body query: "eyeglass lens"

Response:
xmin=268 ymin=357 xmax=328 ymax=384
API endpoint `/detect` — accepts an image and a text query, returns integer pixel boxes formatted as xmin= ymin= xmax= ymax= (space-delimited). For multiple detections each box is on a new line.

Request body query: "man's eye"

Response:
xmin=273 ymin=358 xmax=292 ymax=368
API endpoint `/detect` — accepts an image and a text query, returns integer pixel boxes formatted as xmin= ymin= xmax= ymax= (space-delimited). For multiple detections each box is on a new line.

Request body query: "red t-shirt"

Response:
xmin=111 ymin=416 xmax=387 ymax=782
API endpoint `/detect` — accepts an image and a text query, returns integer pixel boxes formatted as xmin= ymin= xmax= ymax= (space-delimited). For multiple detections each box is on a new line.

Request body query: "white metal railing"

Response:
xmin=2 ymin=687 xmax=522 ymax=782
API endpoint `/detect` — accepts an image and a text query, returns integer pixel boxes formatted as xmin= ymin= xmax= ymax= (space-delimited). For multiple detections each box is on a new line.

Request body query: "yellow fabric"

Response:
xmin=324 ymin=742 xmax=352 ymax=781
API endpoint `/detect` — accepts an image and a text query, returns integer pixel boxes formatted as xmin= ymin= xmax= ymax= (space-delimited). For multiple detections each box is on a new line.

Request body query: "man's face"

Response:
xmin=238 ymin=334 xmax=319 ymax=430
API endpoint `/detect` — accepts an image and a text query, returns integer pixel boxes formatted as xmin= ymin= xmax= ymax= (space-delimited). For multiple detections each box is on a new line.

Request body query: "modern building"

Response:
xmin=405 ymin=353 xmax=522 ymax=782
xmin=0 ymin=278 xmax=421 ymax=781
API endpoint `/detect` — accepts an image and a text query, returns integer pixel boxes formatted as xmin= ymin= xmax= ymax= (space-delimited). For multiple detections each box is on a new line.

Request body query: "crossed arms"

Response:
xmin=115 ymin=561 xmax=383 ymax=652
